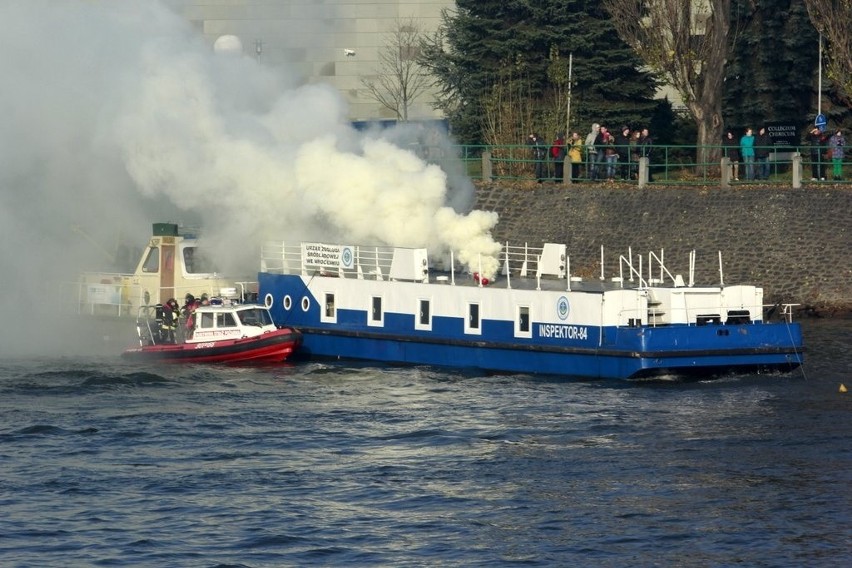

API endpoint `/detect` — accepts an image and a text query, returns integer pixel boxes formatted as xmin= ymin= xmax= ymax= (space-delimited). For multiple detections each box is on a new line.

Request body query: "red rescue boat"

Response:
xmin=122 ymin=303 xmax=301 ymax=364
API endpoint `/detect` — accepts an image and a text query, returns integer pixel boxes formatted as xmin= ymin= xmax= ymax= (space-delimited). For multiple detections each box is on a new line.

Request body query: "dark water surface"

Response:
xmin=1 ymin=319 xmax=850 ymax=567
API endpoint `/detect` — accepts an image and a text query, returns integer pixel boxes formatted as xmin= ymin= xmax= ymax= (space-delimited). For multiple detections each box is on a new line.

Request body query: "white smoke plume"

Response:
xmin=0 ymin=0 xmax=500 ymax=356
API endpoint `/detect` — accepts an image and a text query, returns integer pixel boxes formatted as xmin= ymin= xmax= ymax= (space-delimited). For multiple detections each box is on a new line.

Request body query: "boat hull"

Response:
xmin=121 ymin=327 xmax=302 ymax=364
xmin=288 ymin=323 xmax=803 ymax=380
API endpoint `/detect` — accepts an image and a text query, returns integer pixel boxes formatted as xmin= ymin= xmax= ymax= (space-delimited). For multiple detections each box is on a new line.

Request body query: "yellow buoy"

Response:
xmin=840 ymin=384 xmax=848 ymax=393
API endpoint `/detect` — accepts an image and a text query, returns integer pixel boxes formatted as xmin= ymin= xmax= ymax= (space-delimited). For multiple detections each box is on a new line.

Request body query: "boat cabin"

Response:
xmin=137 ymin=303 xmax=278 ymax=347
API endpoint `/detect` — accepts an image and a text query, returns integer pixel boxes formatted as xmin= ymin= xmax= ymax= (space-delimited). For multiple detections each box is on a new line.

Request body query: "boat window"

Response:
xmin=518 ymin=306 xmax=530 ymax=333
xmin=200 ymin=312 xmax=214 ymax=329
xmin=324 ymin=293 xmax=335 ymax=319
xmin=238 ymin=308 xmax=272 ymax=327
xmin=141 ymin=247 xmax=159 ymax=273
xmin=283 ymin=295 xmax=292 ymax=310
xmin=182 ymin=246 xmax=220 ymax=275
xmin=467 ymin=303 xmax=480 ymax=333
xmin=371 ymin=296 xmax=382 ymax=323
xmin=419 ymin=299 xmax=430 ymax=326
xmin=217 ymin=313 xmax=237 ymax=328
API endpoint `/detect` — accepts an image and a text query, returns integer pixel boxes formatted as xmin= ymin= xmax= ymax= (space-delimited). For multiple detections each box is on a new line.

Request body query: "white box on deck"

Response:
xmin=389 ymin=248 xmax=429 ymax=282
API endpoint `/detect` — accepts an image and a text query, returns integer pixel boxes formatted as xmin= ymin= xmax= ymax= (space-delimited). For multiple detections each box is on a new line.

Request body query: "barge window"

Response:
xmin=141 ymin=247 xmax=159 ymax=273
xmin=467 ymin=303 xmax=481 ymax=334
xmin=415 ymin=298 xmax=432 ymax=331
xmin=420 ymin=300 xmax=430 ymax=325
xmin=324 ymin=293 xmax=335 ymax=318
xmin=518 ymin=306 xmax=531 ymax=334
xmin=371 ymin=296 xmax=383 ymax=324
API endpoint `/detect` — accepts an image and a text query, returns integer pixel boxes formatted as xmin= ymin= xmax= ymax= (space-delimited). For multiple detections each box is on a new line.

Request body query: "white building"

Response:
xmin=166 ymin=0 xmax=455 ymax=122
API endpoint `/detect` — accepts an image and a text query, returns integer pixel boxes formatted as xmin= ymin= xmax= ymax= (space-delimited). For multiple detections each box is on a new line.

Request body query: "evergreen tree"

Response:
xmin=723 ymin=0 xmax=819 ymax=133
xmin=421 ymin=0 xmax=660 ymax=145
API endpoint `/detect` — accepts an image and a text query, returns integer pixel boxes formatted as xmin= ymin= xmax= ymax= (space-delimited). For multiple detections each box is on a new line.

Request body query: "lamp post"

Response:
xmin=814 ymin=34 xmax=827 ymax=133
xmin=565 ymin=53 xmax=573 ymax=136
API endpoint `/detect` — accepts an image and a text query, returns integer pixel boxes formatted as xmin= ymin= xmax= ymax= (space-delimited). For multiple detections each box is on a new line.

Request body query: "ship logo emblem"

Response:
xmin=341 ymin=246 xmax=354 ymax=269
xmin=557 ymin=296 xmax=570 ymax=320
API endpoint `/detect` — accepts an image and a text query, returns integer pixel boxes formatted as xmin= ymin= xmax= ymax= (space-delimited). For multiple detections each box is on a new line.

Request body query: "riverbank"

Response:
xmin=473 ymin=181 xmax=852 ymax=315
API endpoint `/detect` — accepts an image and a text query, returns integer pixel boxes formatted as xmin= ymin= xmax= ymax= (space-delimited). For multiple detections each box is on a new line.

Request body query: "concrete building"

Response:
xmin=166 ymin=0 xmax=454 ymax=122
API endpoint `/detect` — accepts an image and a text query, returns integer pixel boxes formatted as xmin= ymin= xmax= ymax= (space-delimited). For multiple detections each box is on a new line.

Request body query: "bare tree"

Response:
xmin=804 ymin=0 xmax=852 ymax=105
xmin=603 ymin=0 xmax=730 ymax=165
xmin=362 ymin=18 xmax=431 ymax=122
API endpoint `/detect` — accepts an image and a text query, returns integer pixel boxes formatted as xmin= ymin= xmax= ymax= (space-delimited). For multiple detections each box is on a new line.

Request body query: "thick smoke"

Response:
xmin=0 ymin=1 xmax=500 ymax=356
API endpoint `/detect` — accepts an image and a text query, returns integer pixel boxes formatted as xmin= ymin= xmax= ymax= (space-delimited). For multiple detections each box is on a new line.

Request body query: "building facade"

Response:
xmin=167 ymin=0 xmax=455 ymax=121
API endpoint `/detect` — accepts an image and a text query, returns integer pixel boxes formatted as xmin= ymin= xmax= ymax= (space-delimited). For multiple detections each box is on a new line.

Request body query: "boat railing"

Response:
xmin=501 ymin=243 xmax=547 ymax=279
xmin=617 ymin=247 xmax=694 ymax=289
xmin=262 ymin=242 xmax=399 ymax=280
xmin=134 ymin=304 xmax=166 ymax=346
xmin=263 ymin=241 xmax=572 ymax=287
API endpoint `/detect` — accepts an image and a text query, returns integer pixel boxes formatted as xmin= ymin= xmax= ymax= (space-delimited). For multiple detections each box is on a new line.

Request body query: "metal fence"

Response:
xmin=451 ymin=144 xmax=846 ymax=186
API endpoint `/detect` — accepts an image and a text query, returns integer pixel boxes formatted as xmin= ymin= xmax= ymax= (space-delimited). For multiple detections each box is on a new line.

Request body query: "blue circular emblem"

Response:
xmin=557 ymin=296 xmax=570 ymax=320
xmin=341 ymin=246 xmax=354 ymax=269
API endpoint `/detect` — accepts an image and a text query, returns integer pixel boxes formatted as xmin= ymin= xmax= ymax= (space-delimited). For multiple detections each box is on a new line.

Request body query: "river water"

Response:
xmin=1 ymin=318 xmax=850 ymax=566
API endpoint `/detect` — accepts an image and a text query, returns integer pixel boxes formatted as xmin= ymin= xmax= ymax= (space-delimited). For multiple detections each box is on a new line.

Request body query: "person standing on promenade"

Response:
xmin=596 ymin=126 xmax=610 ymax=180
xmin=527 ymin=133 xmax=548 ymax=183
xmin=615 ymin=126 xmax=631 ymax=180
xmin=828 ymin=129 xmax=846 ymax=180
xmin=584 ymin=123 xmax=600 ymax=180
xmin=722 ymin=130 xmax=740 ymax=180
xmin=567 ymin=132 xmax=584 ymax=182
xmin=754 ymin=127 xmax=771 ymax=180
xmin=550 ymin=132 xmax=566 ymax=183
xmin=629 ymin=130 xmax=641 ymax=180
xmin=740 ymin=128 xmax=755 ymax=180
xmin=638 ymin=128 xmax=654 ymax=182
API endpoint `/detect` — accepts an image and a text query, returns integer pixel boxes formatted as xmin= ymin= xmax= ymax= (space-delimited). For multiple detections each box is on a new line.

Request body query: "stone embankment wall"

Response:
xmin=473 ymin=183 xmax=852 ymax=313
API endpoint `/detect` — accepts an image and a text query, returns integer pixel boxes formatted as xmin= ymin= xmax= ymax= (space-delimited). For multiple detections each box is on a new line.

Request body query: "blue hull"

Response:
xmin=259 ymin=273 xmax=803 ymax=380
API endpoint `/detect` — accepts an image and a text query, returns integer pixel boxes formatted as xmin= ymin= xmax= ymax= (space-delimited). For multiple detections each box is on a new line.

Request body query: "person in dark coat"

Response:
xmin=722 ymin=130 xmax=740 ymax=181
xmin=807 ymin=127 xmax=826 ymax=180
xmin=615 ymin=126 xmax=631 ymax=180
xmin=527 ymin=133 xmax=548 ymax=183
xmin=638 ymin=128 xmax=654 ymax=182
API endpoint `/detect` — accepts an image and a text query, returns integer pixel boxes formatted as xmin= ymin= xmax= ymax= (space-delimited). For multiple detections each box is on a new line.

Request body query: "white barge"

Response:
xmin=256 ymin=241 xmax=804 ymax=380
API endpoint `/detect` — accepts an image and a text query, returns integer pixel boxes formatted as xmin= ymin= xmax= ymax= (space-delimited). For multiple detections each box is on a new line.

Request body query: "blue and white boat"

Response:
xmin=257 ymin=241 xmax=804 ymax=380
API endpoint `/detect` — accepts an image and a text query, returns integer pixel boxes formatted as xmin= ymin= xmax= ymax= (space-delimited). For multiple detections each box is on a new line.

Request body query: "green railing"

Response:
xmin=449 ymin=144 xmax=847 ymax=186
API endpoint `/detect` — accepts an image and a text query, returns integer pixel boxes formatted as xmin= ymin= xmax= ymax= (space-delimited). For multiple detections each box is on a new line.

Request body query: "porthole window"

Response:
xmin=283 ymin=295 xmax=292 ymax=310
xmin=264 ymin=293 xmax=274 ymax=308
xmin=301 ymin=296 xmax=310 ymax=311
